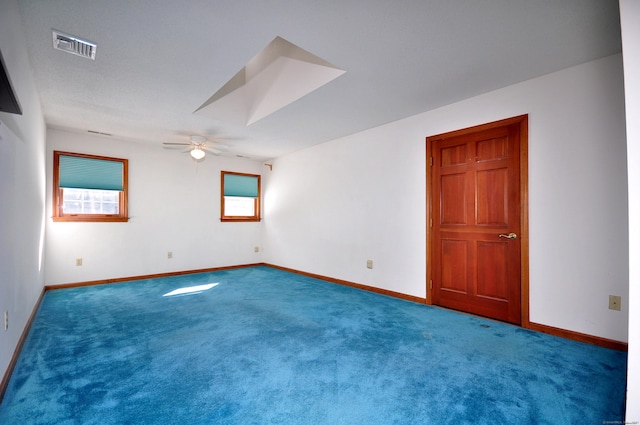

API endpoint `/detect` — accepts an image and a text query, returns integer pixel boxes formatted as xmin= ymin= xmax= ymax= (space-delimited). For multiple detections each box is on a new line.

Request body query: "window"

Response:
xmin=221 ymin=171 xmax=260 ymax=222
xmin=53 ymin=151 xmax=128 ymax=222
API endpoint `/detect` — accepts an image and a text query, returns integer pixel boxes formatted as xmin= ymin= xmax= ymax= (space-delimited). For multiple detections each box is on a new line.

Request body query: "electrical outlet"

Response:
xmin=366 ymin=259 xmax=373 ymax=269
xmin=609 ymin=295 xmax=621 ymax=311
xmin=167 ymin=251 xmax=173 ymax=259
xmin=254 ymin=246 xmax=260 ymax=253
xmin=75 ymin=258 xmax=83 ymax=266
xmin=4 ymin=311 xmax=8 ymax=331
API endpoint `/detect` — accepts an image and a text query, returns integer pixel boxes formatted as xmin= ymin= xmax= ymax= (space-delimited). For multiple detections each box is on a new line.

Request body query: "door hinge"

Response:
xmin=430 ymin=157 xmax=433 ymax=166
xmin=429 ymin=280 xmax=433 ymax=290
xmin=429 ymin=218 xmax=432 ymax=227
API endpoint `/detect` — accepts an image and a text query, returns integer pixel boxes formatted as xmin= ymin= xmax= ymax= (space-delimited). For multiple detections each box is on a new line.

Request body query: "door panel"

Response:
xmin=476 ymin=241 xmax=508 ymax=300
xmin=476 ymin=136 xmax=508 ymax=162
xmin=441 ymin=239 xmax=468 ymax=293
xmin=428 ymin=117 xmax=525 ymax=324
xmin=441 ymin=174 xmax=467 ymax=224
xmin=441 ymin=143 xmax=468 ymax=166
xmin=477 ymin=168 xmax=508 ymax=225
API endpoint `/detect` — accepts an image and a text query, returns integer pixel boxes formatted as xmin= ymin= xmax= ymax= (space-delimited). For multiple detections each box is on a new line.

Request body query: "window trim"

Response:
xmin=53 ymin=151 xmax=129 ymax=222
xmin=220 ymin=171 xmax=261 ymax=222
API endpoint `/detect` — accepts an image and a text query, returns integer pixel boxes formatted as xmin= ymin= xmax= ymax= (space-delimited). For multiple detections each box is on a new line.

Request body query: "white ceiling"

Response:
xmin=16 ymin=0 xmax=621 ymax=161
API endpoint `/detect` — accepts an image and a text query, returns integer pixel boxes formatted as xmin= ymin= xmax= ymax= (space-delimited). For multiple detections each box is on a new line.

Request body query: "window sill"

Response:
xmin=52 ymin=216 xmax=129 ymax=223
xmin=220 ymin=217 xmax=260 ymax=222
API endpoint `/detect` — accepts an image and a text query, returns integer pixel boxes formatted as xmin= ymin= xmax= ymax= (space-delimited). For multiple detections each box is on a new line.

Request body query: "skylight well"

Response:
xmin=195 ymin=36 xmax=346 ymax=126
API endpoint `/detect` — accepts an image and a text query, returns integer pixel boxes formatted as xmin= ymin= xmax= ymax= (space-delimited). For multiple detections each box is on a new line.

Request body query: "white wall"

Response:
xmin=264 ymin=54 xmax=628 ymax=343
xmin=0 ymin=0 xmax=47 ymax=386
xmin=621 ymin=0 xmax=640 ymax=420
xmin=45 ymin=130 xmax=265 ymax=285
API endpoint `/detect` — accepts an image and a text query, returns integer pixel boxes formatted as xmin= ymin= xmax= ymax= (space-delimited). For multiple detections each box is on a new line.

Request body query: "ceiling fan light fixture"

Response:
xmin=190 ymin=135 xmax=206 ymax=144
xmin=190 ymin=147 xmax=205 ymax=160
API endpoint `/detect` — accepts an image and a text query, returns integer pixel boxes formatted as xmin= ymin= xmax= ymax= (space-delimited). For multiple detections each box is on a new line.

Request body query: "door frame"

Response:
xmin=426 ymin=114 xmax=530 ymax=327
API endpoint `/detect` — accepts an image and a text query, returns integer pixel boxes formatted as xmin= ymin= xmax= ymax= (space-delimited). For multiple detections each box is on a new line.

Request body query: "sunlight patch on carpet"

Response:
xmin=163 ymin=282 xmax=219 ymax=297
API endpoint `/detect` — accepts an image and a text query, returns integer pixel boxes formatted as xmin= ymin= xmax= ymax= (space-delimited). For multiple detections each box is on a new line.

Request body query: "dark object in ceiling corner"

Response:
xmin=0 ymin=50 xmax=22 ymax=115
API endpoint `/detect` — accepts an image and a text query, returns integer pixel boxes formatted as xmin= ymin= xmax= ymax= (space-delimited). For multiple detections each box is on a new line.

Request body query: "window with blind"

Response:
xmin=221 ymin=171 xmax=260 ymax=222
xmin=53 ymin=151 xmax=128 ymax=222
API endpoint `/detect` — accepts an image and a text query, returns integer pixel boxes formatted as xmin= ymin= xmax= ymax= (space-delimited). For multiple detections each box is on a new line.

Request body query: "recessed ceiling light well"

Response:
xmin=195 ymin=36 xmax=345 ymax=126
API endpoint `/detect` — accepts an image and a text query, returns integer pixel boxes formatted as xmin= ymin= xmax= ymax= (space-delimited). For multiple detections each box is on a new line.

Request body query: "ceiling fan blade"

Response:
xmin=207 ymin=142 xmax=229 ymax=150
xmin=203 ymin=147 xmax=222 ymax=155
xmin=164 ymin=136 xmax=230 ymax=157
xmin=164 ymin=143 xmax=193 ymax=152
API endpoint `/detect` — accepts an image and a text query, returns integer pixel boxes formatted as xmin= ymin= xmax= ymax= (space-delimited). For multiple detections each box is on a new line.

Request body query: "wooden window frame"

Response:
xmin=220 ymin=171 xmax=261 ymax=222
xmin=53 ymin=151 xmax=129 ymax=222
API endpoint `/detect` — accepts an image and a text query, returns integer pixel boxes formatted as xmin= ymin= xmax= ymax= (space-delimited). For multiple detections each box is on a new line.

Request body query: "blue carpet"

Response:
xmin=0 ymin=266 xmax=627 ymax=424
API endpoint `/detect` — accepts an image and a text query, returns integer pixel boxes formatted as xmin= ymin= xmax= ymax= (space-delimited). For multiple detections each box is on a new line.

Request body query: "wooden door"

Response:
xmin=427 ymin=116 xmax=527 ymax=324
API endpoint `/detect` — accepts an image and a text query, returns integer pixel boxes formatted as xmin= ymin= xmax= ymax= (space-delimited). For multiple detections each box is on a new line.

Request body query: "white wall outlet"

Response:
xmin=366 ymin=259 xmax=373 ymax=269
xmin=75 ymin=258 xmax=83 ymax=266
xmin=609 ymin=295 xmax=621 ymax=311
xmin=167 ymin=251 xmax=173 ymax=259
xmin=254 ymin=246 xmax=260 ymax=253
xmin=4 ymin=311 xmax=8 ymax=331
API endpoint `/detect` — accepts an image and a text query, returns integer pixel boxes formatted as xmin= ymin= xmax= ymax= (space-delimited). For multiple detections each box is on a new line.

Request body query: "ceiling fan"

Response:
xmin=163 ymin=135 xmax=228 ymax=160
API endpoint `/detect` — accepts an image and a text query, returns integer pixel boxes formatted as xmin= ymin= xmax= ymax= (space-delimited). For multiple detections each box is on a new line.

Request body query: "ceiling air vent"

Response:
xmin=52 ymin=30 xmax=96 ymax=60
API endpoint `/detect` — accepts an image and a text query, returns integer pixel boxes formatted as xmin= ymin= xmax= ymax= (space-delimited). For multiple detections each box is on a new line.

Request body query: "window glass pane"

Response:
xmin=88 ymin=191 xmax=102 ymax=201
xmin=62 ymin=188 xmax=120 ymax=215
xmin=102 ymin=202 xmax=118 ymax=214
xmin=63 ymin=190 xmax=82 ymax=201
xmin=102 ymin=192 xmax=119 ymax=203
xmin=224 ymin=196 xmax=255 ymax=216
xmin=64 ymin=200 xmax=83 ymax=214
